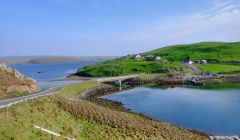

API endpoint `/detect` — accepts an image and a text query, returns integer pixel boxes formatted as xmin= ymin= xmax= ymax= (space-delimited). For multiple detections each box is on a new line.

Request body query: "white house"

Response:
xmin=134 ymin=54 xmax=142 ymax=60
xmin=189 ymin=60 xmax=194 ymax=65
xmin=183 ymin=60 xmax=194 ymax=65
xmin=155 ymin=56 xmax=162 ymax=61
xmin=195 ymin=60 xmax=207 ymax=64
xmin=202 ymin=60 xmax=207 ymax=64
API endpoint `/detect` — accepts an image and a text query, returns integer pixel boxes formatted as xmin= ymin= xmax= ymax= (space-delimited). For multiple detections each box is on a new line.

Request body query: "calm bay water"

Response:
xmin=103 ymin=86 xmax=240 ymax=135
xmin=11 ymin=60 xmax=100 ymax=88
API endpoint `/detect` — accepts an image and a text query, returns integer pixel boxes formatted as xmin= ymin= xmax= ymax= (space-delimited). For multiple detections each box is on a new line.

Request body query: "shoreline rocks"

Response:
xmin=79 ymin=84 xmax=117 ymax=99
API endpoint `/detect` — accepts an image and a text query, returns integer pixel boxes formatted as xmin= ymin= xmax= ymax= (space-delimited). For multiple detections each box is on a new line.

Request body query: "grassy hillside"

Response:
xmin=198 ymin=64 xmax=240 ymax=74
xmin=77 ymin=58 xmax=182 ymax=77
xmin=76 ymin=42 xmax=240 ymax=77
xmin=145 ymin=42 xmax=240 ymax=63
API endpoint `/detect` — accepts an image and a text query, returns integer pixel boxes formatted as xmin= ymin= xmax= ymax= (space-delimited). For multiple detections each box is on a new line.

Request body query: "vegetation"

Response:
xmin=0 ymin=68 xmax=38 ymax=99
xmin=198 ymin=64 xmax=240 ymax=74
xmin=188 ymin=83 xmax=240 ymax=89
xmin=58 ymin=81 xmax=102 ymax=98
xmin=0 ymin=81 xmax=208 ymax=139
xmin=0 ymin=70 xmax=32 ymax=88
xmin=77 ymin=58 xmax=182 ymax=77
xmin=76 ymin=42 xmax=240 ymax=77
xmin=145 ymin=42 xmax=240 ymax=63
xmin=0 ymin=97 xmax=83 ymax=140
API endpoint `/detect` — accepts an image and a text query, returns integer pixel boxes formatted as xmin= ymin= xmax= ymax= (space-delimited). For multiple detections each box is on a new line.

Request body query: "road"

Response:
xmin=93 ymin=74 xmax=139 ymax=82
xmin=183 ymin=65 xmax=202 ymax=80
xmin=186 ymin=64 xmax=201 ymax=73
xmin=0 ymin=86 xmax=62 ymax=109
xmin=0 ymin=75 xmax=139 ymax=109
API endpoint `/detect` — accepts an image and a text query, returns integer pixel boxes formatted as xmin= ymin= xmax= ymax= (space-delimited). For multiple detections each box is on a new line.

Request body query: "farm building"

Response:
xmin=146 ymin=55 xmax=155 ymax=61
xmin=134 ymin=54 xmax=142 ymax=60
xmin=154 ymin=56 xmax=162 ymax=61
xmin=183 ymin=59 xmax=194 ymax=65
xmin=195 ymin=60 xmax=208 ymax=64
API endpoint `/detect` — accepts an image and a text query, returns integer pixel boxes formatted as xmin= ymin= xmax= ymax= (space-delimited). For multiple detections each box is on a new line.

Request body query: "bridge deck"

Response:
xmin=94 ymin=75 xmax=139 ymax=82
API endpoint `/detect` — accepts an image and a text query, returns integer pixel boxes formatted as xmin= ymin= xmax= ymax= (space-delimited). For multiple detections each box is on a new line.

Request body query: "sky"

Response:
xmin=0 ymin=0 xmax=240 ymax=56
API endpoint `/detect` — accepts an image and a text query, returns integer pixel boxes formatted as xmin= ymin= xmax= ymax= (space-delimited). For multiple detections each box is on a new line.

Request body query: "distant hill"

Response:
xmin=0 ymin=63 xmax=39 ymax=99
xmin=0 ymin=56 xmax=42 ymax=64
xmin=75 ymin=42 xmax=240 ymax=77
xmin=0 ymin=56 xmax=117 ymax=64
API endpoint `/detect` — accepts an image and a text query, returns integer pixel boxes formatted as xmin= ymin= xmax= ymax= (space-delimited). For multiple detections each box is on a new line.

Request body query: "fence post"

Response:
xmin=18 ymin=103 xmax=20 ymax=112
xmin=6 ymin=105 xmax=9 ymax=118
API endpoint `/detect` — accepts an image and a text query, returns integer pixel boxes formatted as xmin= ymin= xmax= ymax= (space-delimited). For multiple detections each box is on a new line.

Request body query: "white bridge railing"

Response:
xmin=94 ymin=75 xmax=139 ymax=82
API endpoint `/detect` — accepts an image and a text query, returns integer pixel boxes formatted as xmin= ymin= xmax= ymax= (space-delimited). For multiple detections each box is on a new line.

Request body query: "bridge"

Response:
xmin=93 ymin=74 xmax=139 ymax=82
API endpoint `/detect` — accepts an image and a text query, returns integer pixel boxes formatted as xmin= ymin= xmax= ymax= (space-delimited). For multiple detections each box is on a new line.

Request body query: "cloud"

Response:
xmin=71 ymin=0 xmax=240 ymax=55
xmin=48 ymin=0 xmax=240 ymax=54
xmin=121 ymin=0 xmax=240 ymax=48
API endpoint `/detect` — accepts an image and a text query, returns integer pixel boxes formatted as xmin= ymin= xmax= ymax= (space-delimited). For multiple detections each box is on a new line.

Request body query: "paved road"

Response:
xmin=94 ymin=74 xmax=139 ymax=82
xmin=0 ymin=75 xmax=139 ymax=109
xmin=186 ymin=64 xmax=201 ymax=73
xmin=0 ymin=86 xmax=62 ymax=109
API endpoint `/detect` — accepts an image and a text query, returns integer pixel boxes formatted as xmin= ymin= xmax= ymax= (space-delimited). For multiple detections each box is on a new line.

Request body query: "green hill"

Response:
xmin=145 ymin=42 xmax=240 ymax=63
xmin=76 ymin=42 xmax=240 ymax=77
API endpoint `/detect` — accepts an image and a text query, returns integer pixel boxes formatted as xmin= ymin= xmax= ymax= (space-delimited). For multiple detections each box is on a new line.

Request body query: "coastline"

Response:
xmin=3 ymin=74 xmax=239 ymax=139
xmin=76 ymin=78 xmax=210 ymax=137
xmin=57 ymin=80 xmax=209 ymax=139
xmin=74 ymin=74 xmax=240 ymax=137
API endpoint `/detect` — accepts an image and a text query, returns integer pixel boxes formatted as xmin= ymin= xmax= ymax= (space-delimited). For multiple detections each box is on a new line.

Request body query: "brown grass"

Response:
xmin=58 ymin=96 xmax=208 ymax=140
xmin=0 ymin=70 xmax=36 ymax=97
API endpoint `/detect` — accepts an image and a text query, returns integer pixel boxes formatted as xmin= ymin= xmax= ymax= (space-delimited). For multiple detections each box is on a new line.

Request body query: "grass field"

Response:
xmin=77 ymin=58 xmax=182 ymax=77
xmin=188 ymin=83 xmax=240 ymax=89
xmin=76 ymin=42 xmax=240 ymax=77
xmin=0 ymin=81 xmax=208 ymax=140
xmin=145 ymin=42 xmax=240 ymax=63
xmin=198 ymin=64 xmax=240 ymax=74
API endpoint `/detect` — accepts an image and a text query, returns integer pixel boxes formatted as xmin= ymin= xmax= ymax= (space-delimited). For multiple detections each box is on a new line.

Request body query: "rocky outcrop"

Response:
xmin=0 ymin=63 xmax=24 ymax=79
xmin=0 ymin=63 xmax=39 ymax=98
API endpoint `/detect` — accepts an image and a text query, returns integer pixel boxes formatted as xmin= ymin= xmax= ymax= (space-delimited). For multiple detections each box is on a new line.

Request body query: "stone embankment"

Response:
xmin=126 ymin=76 xmax=186 ymax=86
xmin=126 ymin=73 xmax=238 ymax=87
xmin=79 ymin=84 xmax=117 ymax=99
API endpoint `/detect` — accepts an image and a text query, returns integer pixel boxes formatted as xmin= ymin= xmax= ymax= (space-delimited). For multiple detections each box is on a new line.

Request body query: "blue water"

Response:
xmin=103 ymin=86 xmax=240 ymax=135
xmin=11 ymin=61 xmax=100 ymax=88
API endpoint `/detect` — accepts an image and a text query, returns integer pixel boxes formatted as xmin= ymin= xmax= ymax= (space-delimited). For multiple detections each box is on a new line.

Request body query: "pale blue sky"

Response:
xmin=0 ymin=0 xmax=240 ymax=56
